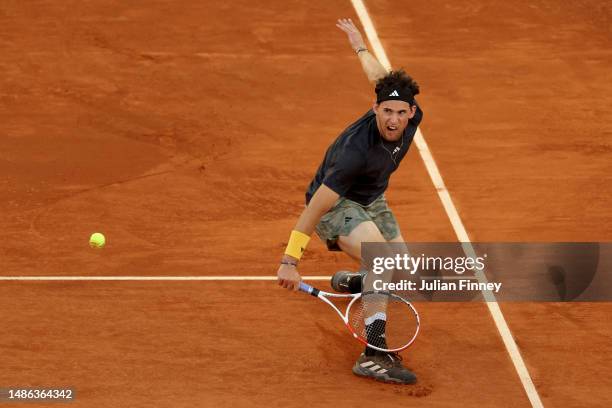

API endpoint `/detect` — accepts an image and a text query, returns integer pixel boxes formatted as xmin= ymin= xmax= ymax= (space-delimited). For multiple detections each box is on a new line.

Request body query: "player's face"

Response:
xmin=373 ymin=100 xmax=416 ymax=142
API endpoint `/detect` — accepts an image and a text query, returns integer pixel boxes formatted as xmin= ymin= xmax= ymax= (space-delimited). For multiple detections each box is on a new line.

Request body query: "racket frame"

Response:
xmin=298 ymin=281 xmax=420 ymax=352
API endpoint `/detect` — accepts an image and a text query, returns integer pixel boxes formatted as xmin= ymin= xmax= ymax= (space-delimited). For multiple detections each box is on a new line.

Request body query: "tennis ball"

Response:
xmin=89 ymin=232 xmax=106 ymax=249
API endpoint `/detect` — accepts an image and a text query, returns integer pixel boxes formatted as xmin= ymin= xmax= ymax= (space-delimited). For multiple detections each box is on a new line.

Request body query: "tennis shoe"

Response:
xmin=330 ymin=270 xmax=366 ymax=293
xmin=352 ymin=352 xmax=417 ymax=384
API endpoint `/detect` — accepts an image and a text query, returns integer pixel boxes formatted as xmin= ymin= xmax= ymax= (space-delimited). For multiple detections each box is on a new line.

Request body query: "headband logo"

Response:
xmin=389 ymin=90 xmax=399 ymax=97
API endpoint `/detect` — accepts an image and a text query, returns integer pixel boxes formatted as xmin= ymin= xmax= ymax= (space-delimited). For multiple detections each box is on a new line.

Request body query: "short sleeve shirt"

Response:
xmin=305 ymin=104 xmax=423 ymax=206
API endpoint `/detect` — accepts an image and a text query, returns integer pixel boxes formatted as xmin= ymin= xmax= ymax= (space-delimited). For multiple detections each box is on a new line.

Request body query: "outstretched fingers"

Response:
xmin=336 ymin=18 xmax=356 ymax=33
xmin=335 ymin=18 xmax=366 ymax=51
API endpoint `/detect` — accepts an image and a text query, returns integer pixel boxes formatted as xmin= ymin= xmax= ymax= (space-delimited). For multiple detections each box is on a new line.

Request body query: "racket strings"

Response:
xmin=348 ymin=292 xmax=417 ymax=351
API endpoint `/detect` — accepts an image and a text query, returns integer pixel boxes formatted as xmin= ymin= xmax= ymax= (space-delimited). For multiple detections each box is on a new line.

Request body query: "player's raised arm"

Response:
xmin=336 ymin=18 xmax=388 ymax=83
xmin=277 ymin=184 xmax=340 ymax=291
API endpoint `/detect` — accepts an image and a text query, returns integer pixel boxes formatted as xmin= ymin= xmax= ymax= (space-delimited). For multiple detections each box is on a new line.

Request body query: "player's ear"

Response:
xmin=372 ymin=102 xmax=379 ymax=114
xmin=408 ymin=104 xmax=417 ymax=119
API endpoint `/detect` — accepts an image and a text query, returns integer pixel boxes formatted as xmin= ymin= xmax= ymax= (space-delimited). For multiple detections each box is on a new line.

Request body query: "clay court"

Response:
xmin=1 ymin=0 xmax=611 ymax=406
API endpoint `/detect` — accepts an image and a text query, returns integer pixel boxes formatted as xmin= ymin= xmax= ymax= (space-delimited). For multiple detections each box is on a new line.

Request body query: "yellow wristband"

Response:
xmin=284 ymin=230 xmax=311 ymax=260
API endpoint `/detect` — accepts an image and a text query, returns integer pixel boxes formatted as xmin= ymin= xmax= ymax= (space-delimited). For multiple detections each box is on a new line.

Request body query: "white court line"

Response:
xmin=351 ymin=1 xmax=544 ymax=407
xmin=0 ymin=276 xmax=331 ymax=281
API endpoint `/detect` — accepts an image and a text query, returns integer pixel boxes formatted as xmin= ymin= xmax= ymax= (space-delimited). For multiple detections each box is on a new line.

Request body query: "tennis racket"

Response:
xmin=298 ymin=282 xmax=420 ymax=352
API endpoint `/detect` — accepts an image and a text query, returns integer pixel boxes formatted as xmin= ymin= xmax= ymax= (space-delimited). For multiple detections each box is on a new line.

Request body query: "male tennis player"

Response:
xmin=277 ymin=18 xmax=422 ymax=384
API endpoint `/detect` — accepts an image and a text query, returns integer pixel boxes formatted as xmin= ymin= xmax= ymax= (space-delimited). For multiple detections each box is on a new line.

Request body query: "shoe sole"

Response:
xmin=331 ymin=271 xmax=352 ymax=293
xmin=352 ymin=364 xmax=417 ymax=385
xmin=331 ymin=271 xmax=364 ymax=293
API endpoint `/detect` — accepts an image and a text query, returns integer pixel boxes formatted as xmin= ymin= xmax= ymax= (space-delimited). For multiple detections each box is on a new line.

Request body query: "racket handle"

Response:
xmin=299 ymin=282 xmax=320 ymax=297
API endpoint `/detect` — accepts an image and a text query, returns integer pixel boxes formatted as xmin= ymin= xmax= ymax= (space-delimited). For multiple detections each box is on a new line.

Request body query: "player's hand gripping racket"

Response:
xmin=298 ymin=282 xmax=420 ymax=352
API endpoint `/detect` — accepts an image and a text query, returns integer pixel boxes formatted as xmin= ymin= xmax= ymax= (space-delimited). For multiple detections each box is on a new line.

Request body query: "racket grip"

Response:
xmin=299 ymin=282 xmax=319 ymax=297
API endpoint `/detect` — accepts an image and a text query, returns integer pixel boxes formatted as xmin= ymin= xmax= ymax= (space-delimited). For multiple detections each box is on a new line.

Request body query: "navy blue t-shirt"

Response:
xmin=305 ymin=105 xmax=423 ymax=206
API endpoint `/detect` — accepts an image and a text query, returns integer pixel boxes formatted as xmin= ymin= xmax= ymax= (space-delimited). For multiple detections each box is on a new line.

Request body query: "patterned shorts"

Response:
xmin=315 ymin=195 xmax=400 ymax=251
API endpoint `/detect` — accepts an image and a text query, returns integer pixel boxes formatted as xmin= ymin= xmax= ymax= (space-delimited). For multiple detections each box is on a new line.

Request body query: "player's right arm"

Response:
xmin=336 ymin=18 xmax=389 ymax=83
xmin=277 ymin=184 xmax=339 ymax=291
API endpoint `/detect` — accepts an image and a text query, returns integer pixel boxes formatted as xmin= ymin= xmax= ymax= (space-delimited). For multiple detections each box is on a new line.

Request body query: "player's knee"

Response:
xmin=349 ymin=221 xmax=386 ymax=242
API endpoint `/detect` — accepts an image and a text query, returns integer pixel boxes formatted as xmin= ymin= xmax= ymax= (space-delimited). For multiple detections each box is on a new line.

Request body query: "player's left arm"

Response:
xmin=336 ymin=18 xmax=388 ymax=83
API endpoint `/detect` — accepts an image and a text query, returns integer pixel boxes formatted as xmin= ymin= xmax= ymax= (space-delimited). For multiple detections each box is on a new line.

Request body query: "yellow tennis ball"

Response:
xmin=89 ymin=232 xmax=106 ymax=249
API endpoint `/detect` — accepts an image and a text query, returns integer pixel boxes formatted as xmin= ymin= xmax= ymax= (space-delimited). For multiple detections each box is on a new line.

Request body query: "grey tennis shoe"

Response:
xmin=352 ymin=352 xmax=417 ymax=384
xmin=330 ymin=270 xmax=366 ymax=293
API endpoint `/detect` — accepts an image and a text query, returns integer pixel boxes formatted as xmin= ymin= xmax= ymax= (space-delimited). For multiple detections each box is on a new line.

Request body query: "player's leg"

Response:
xmin=332 ymin=196 xmax=404 ymax=293
xmin=329 ymin=221 xmax=385 ymax=292
xmin=315 ymin=198 xmax=371 ymax=292
xmin=337 ymin=220 xmax=387 ymax=259
xmin=336 ymin=218 xmax=417 ymax=384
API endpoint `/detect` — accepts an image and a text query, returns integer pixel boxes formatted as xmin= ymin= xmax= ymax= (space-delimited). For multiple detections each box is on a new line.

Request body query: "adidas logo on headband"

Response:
xmin=376 ymin=88 xmax=414 ymax=104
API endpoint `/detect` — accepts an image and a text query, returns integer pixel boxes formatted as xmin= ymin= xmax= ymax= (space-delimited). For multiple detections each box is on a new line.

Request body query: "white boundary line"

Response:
xmin=351 ymin=1 xmax=543 ymax=407
xmin=0 ymin=276 xmax=331 ymax=281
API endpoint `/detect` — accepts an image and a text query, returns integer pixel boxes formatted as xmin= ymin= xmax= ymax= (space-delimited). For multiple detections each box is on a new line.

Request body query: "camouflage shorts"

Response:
xmin=315 ymin=195 xmax=400 ymax=251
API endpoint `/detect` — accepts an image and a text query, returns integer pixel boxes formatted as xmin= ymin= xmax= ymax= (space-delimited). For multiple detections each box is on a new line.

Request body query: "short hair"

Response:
xmin=375 ymin=70 xmax=420 ymax=104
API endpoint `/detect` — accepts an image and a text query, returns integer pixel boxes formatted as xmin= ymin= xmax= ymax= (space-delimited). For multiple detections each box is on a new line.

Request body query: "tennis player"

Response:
xmin=277 ymin=18 xmax=422 ymax=384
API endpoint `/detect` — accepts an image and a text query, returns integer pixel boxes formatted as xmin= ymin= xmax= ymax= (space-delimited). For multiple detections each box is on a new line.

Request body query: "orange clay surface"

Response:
xmin=1 ymin=0 xmax=611 ymax=407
